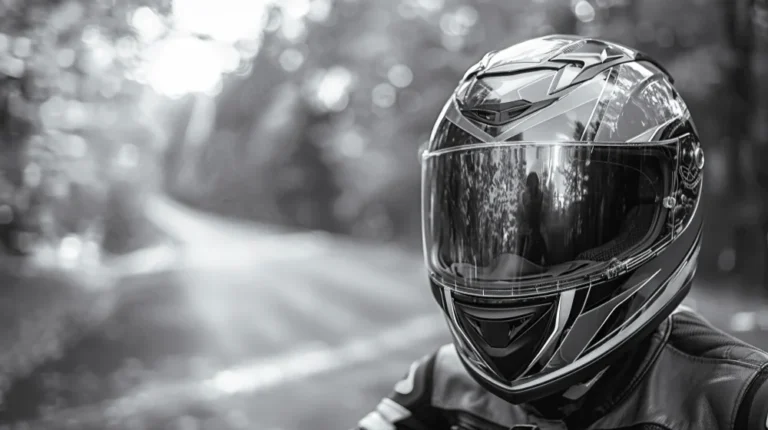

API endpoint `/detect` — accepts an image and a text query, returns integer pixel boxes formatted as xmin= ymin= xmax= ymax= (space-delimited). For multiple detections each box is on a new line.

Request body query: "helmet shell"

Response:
xmin=422 ymin=35 xmax=704 ymax=403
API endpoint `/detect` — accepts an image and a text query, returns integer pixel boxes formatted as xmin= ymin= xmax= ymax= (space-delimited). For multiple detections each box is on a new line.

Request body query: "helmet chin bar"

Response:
xmin=438 ymin=209 xmax=702 ymax=404
xmin=443 ymin=285 xmax=610 ymax=402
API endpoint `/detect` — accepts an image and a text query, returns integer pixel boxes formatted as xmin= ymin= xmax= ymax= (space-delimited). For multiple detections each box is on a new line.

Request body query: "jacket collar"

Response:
xmin=527 ymin=316 xmax=672 ymax=428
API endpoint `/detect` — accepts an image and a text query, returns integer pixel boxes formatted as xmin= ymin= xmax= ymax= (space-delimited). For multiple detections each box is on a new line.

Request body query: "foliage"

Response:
xmin=159 ymin=0 xmax=768 ymax=284
xmin=0 ymin=0 xmax=767 ymax=281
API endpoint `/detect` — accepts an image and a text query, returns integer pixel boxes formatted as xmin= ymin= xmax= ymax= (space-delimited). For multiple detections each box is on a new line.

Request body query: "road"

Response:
xmin=0 ymin=196 xmax=765 ymax=430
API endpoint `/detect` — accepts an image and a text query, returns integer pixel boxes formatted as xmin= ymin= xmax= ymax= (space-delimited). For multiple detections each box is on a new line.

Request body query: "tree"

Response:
xmin=722 ymin=0 xmax=761 ymax=287
xmin=750 ymin=0 xmax=768 ymax=288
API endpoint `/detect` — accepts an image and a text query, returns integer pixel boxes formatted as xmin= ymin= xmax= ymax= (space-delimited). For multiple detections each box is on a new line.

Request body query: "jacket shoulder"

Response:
xmin=592 ymin=306 xmax=768 ymax=430
xmin=354 ymin=346 xmax=446 ymax=430
xmin=667 ymin=305 xmax=768 ymax=366
xmin=354 ymin=344 xmax=541 ymax=429
xmin=431 ymin=344 xmax=544 ymax=428
xmin=668 ymin=307 xmax=768 ymax=430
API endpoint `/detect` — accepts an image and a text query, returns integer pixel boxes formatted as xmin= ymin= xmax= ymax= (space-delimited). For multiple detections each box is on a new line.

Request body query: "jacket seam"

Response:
xmin=668 ymin=315 xmax=763 ymax=430
xmin=723 ymin=345 xmax=735 ymax=361
xmin=672 ymin=313 xmax=768 ymax=361
xmin=732 ymin=362 xmax=768 ymax=430
xmin=665 ymin=343 xmax=763 ymax=369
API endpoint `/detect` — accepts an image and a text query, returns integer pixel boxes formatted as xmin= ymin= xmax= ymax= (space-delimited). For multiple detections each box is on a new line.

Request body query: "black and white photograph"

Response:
xmin=0 ymin=0 xmax=767 ymax=429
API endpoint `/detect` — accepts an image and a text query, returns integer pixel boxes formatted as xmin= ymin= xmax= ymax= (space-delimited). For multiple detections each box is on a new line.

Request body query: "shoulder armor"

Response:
xmin=355 ymin=345 xmax=551 ymax=429
xmin=389 ymin=349 xmax=438 ymax=409
xmin=355 ymin=349 xmax=441 ymax=430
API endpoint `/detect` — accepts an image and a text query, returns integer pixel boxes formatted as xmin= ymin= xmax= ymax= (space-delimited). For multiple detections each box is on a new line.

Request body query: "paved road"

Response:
xmin=0 ymin=196 xmax=764 ymax=430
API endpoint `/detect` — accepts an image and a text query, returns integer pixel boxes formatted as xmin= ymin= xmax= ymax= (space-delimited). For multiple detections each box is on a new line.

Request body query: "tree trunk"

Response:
xmin=724 ymin=0 xmax=758 ymax=288
xmin=751 ymin=0 xmax=768 ymax=289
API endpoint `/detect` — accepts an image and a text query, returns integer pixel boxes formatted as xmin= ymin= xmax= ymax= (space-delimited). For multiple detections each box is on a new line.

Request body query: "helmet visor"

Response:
xmin=422 ymin=140 xmax=681 ymax=296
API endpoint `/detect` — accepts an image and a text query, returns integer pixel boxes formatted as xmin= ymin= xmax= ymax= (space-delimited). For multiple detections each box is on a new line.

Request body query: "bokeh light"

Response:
xmin=574 ymin=1 xmax=596 ymax=23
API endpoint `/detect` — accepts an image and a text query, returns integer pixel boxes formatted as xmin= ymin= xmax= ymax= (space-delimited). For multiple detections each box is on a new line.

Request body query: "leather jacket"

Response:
xmin=353 ymin=306 xmax=768 ymax=430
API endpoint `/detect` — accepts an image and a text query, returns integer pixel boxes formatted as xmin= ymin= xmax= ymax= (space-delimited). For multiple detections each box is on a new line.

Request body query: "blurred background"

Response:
xmin=0 ymin=0 xmax=766 ymax=428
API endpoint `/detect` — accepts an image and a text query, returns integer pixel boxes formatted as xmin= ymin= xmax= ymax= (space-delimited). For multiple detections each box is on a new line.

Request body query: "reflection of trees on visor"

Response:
xmin=423 ymin=142 xmax=676 ymax=287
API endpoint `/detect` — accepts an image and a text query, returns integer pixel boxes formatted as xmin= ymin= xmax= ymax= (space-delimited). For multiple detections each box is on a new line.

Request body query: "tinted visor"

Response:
xmin=422 ymin=141 xmax=679 ymax=296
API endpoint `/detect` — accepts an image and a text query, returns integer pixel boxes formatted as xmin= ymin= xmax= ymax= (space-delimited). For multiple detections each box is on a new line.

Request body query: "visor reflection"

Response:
xmin=423 ymin=142 xmax=677 ymax=291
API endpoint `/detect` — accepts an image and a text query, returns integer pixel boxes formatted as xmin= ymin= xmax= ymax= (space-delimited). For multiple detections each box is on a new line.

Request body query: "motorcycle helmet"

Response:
xmin=421 ymin=35 xmax=704 ymax=403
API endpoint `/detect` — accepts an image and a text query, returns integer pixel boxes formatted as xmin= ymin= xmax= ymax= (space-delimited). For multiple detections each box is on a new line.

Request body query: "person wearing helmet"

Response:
xmin=353 ymin=35 xmax=768 ymax=430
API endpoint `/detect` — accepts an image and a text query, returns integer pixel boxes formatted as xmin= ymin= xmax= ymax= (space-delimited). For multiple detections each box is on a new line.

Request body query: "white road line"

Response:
xmin=25 ymin=314 xmax=447 ymax=426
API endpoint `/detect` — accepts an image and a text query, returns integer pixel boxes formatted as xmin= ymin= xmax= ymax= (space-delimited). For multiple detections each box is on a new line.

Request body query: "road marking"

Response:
xmin=22 ymin=314 xmax=446 ymax=427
